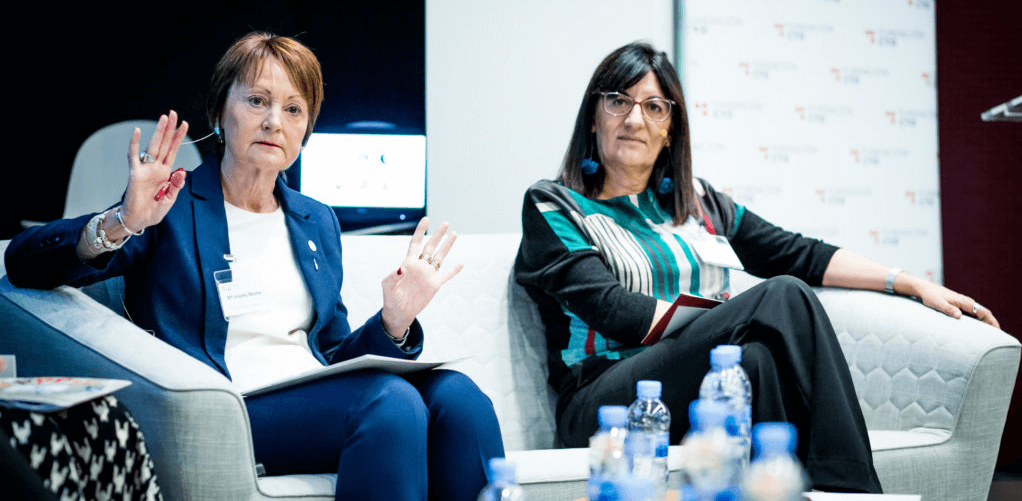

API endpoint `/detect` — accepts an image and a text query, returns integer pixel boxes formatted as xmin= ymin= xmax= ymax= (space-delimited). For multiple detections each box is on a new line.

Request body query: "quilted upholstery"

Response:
xmin=2 ymin=235 xmax=1018 ymax=501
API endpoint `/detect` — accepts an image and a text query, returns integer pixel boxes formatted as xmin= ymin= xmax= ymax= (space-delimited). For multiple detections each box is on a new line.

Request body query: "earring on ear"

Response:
xmin=214 ymin=124 xmax=224 ymax=144
xmin=581 ymin=134 xmax=599 ymax=175
xmin=658 ymin=177 xmax=674 ymax=194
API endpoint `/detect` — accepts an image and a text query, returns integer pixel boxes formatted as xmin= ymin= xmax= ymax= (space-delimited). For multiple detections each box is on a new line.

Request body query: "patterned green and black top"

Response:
xmin=514 ymin=179 xmax=838 ymax=393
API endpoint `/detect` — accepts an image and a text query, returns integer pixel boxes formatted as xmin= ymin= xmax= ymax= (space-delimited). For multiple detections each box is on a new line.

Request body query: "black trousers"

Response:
xmin=557 ymin=276 xmax=882 ymax=493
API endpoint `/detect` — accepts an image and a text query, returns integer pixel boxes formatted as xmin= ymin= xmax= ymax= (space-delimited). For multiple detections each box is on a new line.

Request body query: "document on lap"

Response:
xmin=642 ymin=293 xmax=723 ymax=346
xmin=241 ymin=354 xmax=468 ymax=397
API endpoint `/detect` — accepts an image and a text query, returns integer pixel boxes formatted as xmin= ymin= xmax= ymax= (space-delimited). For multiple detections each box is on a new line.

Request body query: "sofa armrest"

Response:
xmin=815 ymin=287 xmax=1019 ymax=434
xmin=0 ymin=277 xmax=264 ymax=500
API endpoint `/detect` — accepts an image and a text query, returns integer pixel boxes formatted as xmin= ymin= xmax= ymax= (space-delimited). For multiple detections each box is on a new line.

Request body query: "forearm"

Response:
xmin=821 ymin=248 xmax=919 ymax=296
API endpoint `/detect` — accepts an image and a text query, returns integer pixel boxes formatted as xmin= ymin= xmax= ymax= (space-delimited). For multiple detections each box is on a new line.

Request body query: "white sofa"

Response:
xmin=1 ymin=234 xmax=1018 ymax=500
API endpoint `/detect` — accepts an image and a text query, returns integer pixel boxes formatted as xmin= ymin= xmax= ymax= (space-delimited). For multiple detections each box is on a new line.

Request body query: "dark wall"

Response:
xmin=1 ymin=0 xmax=423 ymax=240
xmin=936 ymin=0 xmax=1022 ymax=472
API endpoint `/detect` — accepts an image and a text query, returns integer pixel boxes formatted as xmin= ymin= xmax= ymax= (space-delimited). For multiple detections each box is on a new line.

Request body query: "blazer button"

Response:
xmin=308 ymin=240 xmax=317 ymax=252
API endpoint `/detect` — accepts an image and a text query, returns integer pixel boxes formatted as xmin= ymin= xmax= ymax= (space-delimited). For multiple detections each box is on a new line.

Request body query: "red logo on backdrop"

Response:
xmin=925 ymin=270 xmax=935 ymax=281
xmin=774 ymin=24 xmax=785 ymax=36
xmin=694 ymin=102 xmax=709 ymax=116
xmin=759 ymin=146 xmax=769 ymax=159
xmin=795 ymin=106 xmax=805 ymax=120
xmin=816 ymin=189 xmax=826 ymax=202
xmin=922 ymin=72 xmax=933 ymax=86
xmin=850 ymin=149 xmax=860 ymax=162
xmin=906 ymin=191 xmax=917 ymax=204
xmin=740 ymin=62 xmax=750 ymax=76
xmin=885 ymin=111 xmax=896 ymax=124
xmin=869 ymin=230 xmax=880 ymax=244
xmin=722 ymin=187 xmax=734 ymax=198
xmin=865 ymin=30 xmax=876 ymax=43
xmin=831 ymin=68 xmax=841 ymax=81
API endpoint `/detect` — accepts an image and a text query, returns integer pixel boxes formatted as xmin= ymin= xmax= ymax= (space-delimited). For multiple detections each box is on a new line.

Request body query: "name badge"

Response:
xmin=686 ymin=232 xmax=745 ymax=270
xmin=214 ymin=262 xmax=267 ymax=320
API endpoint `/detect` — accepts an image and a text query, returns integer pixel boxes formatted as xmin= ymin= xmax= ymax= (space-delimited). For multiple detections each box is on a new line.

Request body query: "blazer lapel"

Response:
xmin=277 ymin=181 xmax=335 ymax=349
xmin=190 ymin=157 xmax=233 ymax=376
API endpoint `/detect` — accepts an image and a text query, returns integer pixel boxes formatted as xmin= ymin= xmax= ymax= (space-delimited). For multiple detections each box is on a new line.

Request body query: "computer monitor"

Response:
xmin=291 ymin=132 xmax=427 ymax=233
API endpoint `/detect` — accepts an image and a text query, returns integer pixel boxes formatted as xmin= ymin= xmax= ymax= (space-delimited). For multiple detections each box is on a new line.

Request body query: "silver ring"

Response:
xmin=972 ymin=302 xmax=981 ymax=315
xmin=139 ymin=152 xmax=156 ymax=164
xmin=418 ymin=252 xmax=432 ymax=264
xmin=432 ymin=259 xmax=442 ymax=270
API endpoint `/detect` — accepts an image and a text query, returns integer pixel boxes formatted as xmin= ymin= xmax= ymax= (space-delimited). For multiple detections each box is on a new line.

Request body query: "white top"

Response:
xmin=222 ymin=202 xmax=323 ymax=393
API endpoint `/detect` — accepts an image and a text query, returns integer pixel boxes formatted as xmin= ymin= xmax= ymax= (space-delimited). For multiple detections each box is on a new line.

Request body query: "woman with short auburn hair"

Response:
xmin=6 ymin=31 xmax=504 ymax=501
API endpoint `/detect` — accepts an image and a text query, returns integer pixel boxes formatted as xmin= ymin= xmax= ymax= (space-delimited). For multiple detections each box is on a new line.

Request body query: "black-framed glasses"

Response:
xmin=596 ymin=92 xmax=675 ymax=122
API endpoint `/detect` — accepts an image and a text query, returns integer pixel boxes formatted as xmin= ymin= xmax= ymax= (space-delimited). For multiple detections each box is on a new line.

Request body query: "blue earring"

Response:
xmin=658 ymin=177 xmax=674 ymax=194
xmin=581 ymin=135 xmax=599 ymax=175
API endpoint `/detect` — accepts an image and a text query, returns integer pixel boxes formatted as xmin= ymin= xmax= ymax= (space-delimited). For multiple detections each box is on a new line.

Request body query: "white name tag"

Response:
xmin=214 ymin=263 xmax=267 ymax=320
xmin=687 ymin=232 xmax=745 ymax=270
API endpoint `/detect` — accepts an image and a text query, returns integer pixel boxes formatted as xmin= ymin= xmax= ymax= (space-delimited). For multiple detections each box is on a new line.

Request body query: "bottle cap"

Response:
xmin=487 ymin=457 xmax=516 ymax=483
xmin=614 ymin=475 xmax=655 ymax=501
xmin=689 ymin=399 xmax=728 ymax=430
xmin=598 ymin=405 xmax=629 ymax=429
xmin=752 ymin=422 xmax=797 ymax=459
xmin=710 ymin=345 xmax=742 ymax=368
xmin=636 ymin=380 xmax=662 ymax=399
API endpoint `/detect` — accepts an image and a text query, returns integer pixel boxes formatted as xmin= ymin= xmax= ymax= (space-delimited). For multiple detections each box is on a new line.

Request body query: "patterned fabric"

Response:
xmin=515 ymin=178 xmax=839 ymax=388
xmin=528 ymin=181 xmax=734 ymax=366
xmin=0 ymin=396 xmax=162 ymax=501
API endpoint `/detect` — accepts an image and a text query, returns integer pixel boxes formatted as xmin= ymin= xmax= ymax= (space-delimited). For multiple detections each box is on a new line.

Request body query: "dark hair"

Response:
xmin=206 ymin=32 xmax=324 ymax=147
xmin=558 ymin=42 xmax=695 ymax=225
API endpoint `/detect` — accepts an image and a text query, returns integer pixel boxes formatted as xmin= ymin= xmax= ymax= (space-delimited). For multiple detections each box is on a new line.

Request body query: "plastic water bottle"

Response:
xmin=678 ymin=400 xmax=742 ymax=501
xmin=589 ymin=405 xmax=629 ymax=501
xmin=627 ymin=380 xmax=670 ymax=499
xmin=478 ymin=457 xmax=527 ymax=501
xmin=740 ymin=422 xmax=808 ymax=501
xmin=699 ymin=345 xmax=752 ymax=467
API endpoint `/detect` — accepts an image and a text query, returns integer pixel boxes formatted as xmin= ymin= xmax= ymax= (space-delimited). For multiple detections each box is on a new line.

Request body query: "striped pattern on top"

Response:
xmin=536 ymin=186 xmax=732 ymax=367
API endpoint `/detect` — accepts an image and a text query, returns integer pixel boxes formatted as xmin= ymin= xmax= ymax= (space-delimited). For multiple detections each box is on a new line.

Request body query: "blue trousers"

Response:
xmin=245 ymin=368 xmax=505 ymax=501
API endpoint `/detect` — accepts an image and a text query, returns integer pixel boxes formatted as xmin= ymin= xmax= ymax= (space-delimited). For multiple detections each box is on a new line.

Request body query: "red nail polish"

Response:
xmin=155 ymin=186 xmax=169 ymax=201
xmin=397 ymin=267 xmax=403 ymax=276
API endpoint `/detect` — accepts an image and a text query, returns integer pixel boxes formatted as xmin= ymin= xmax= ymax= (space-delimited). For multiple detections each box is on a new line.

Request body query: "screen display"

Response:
xmin=299 ymin=133 xmax=426 ymax=209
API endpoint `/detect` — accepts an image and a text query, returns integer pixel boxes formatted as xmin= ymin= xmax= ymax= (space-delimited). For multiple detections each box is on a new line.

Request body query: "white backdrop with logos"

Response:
xmin=679 ymin=0 xmax=942 ymax=282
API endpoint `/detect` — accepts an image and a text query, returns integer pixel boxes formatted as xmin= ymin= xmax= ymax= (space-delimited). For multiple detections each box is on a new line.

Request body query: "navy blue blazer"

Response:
xmin=5 ymin=156 xmax=422 ymax=378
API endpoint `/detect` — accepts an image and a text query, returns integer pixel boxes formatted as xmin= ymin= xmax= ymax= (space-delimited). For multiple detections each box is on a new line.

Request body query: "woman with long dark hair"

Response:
xmin=515 ymin=42 xmax=997 ymax=493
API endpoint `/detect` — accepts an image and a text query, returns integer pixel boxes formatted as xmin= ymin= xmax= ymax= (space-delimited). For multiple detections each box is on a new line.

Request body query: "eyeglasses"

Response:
xmin=597 ymin=92 xmax=675 ymax=122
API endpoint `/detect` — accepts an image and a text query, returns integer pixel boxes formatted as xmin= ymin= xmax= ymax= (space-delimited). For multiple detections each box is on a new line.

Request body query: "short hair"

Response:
xmin=206 ymin=32 xmax=324 ymax=146
xmin=558 ymin=42 xmax=696 ymax=225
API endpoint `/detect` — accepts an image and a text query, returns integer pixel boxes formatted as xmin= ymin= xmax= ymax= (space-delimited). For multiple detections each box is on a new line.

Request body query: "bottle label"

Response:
xmin=656 ymin=431 xmax=669 ymax=459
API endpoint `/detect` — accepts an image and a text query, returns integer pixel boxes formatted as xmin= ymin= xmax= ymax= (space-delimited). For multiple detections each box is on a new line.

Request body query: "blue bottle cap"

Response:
xmin=689 ymin=399 xmax=728 ymax=430
xmin=488 ymin=457 xmax=516 ymax=483
xmin=599 ymin=405 xmax=629 ymax=429
xmin=710 ymin=345 xmax=742 ymax=368
xmin=636 ymin=380 xmax=662 ymax=399
xmin=614 ymin=475 xmax=655 ymax=501
xmin=752 ymin=422 xmax=797 ymax=459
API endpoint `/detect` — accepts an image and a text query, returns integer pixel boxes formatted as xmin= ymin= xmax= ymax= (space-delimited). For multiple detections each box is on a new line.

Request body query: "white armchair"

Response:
xmin=2 ymin=235 xmax=1018 ymax=501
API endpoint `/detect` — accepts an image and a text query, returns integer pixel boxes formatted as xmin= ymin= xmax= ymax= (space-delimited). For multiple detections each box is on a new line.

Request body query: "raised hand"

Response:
xmin=119 ymin=111 xmax=190 ymax=232
xmin=380 ymin=217 xmax=464 ymax=339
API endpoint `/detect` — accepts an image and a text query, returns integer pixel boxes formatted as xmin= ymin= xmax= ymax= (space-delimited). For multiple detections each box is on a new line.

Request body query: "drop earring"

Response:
xmin=581 ymin=135 xmax=599 ymax=175
xmin=658 ymin=177 xmax=674 ymax=194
